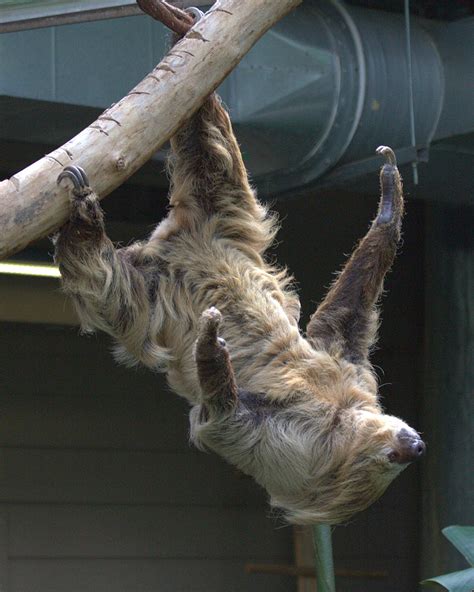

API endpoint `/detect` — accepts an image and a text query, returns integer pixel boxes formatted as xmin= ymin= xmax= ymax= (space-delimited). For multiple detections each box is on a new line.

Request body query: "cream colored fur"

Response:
xmin=54 ymin=94 xmax=421 ymax=524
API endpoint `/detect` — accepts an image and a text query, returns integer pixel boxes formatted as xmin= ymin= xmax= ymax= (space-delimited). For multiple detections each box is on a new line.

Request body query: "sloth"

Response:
xmin=54 ymin=92 xmax=425 ymax=525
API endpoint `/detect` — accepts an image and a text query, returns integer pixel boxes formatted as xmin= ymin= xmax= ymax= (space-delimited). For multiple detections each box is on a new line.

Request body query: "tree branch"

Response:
xmin=136 ymin=0 xmax=194 ymax=36
xmin=0 ymin=0 xmax=301 ymax=259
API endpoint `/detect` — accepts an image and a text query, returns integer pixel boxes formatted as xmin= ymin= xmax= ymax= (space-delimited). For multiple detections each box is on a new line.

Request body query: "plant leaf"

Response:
xmin=421 ymin=567 xmax=474 ymax=591
xmin=443 ymin=526 xmax=474 ymax=567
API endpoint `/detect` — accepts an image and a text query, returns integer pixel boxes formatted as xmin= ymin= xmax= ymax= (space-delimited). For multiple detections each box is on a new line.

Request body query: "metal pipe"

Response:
xmin=404 ymin=0 xmax=419 ymax=185
xmin=221 ymin=0 xmax=447 ymax=192
xmin=312 ymin=524 xmax=336 ymax=592
xmin=1 ymin=1 xmax=472 ymax=193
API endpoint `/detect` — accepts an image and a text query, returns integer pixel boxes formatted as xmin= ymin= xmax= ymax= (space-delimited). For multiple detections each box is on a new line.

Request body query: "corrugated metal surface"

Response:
xmin=0 ymin=16 xmax=166 ymax=106
xmin=0 ymin=324 xmax=294 ymax=592
xmin=0 ymin=187 xmax=426 ymax=591
xmin=1 ymin=3 xmax=472 ymax=193
xmin=421 ymin=202 xmax=474 ymax=578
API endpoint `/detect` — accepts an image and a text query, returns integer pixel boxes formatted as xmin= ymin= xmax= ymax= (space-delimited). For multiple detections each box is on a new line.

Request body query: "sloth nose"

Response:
xmin=388 ymin=429 xmax=426 ymax=464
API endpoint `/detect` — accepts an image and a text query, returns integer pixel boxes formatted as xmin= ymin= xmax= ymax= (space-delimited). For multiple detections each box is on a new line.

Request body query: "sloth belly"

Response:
xmin=141 ymin=233 xmax=297 ymax=399
xmin=158 ymin=260 xmax=296 ymax=401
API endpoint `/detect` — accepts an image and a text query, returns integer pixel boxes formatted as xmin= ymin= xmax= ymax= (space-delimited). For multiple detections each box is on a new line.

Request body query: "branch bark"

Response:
xmin=0 ymin=0 xmax=301 ymax=259
xmin=136 ymin=0 xmax=194 ymax=36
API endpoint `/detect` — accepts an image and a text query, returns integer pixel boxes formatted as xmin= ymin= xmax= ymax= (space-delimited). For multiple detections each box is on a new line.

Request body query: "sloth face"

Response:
xmin=190 ymin=396 xmax=425 ymax=525
xmin=275 ymin=411 xmax=425 ymax=524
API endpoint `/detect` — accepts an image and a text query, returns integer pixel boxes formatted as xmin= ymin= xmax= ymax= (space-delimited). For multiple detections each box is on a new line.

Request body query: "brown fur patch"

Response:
xmin=54 ymin=94 xmax=422 ymax=524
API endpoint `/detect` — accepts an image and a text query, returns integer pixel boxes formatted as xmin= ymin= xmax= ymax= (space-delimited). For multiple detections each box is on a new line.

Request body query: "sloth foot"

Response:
xmin=376 ymin=145 xmax=397 ymax=166
xmin=200 ymin=307 xmax=222 ymax=333
xmin=58 ymin=165 xmax=103 ymax=230
xmin=57 ymin=165 xmax=91 ymax=197
xmin=196 ymin=307 xmax=228 ymax=358
xmin=375 ymin=146 xmax=402 ymax=225
xmin=195 ymin=307 xmax=237 ymax=411
xmin=198 ymin=307 xmax=225 ymax=342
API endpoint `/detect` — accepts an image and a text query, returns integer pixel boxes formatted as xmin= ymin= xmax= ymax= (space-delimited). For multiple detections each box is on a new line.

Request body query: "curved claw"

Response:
xmin=75 ymin=166 xmax=89 ymax=187
xmin=57 ymin=165 xmax=90 ymax=191
xmin=197 ymin=307 xmax=226 ymax=351
xmin=376 ymin=145 xmax=397 ymax=167
xmin=195 ymin=306 xmax=237 ymax=413
xmin=200 ymin=307 xmax=222 ymax=330
xmin=185 ymin=7 xmax=204 ymax=22
xmin=376 ymin=146 xmax=403 ymax=225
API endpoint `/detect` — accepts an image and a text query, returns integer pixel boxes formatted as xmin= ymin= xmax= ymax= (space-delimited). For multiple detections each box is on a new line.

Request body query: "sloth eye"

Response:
xmin=387 ymin=450 xmax=399 ymax=462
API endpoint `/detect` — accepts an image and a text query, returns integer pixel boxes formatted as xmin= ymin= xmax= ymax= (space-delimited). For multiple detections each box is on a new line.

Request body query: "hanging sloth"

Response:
xmin=54 ymin=90 xmax=425 ymax=525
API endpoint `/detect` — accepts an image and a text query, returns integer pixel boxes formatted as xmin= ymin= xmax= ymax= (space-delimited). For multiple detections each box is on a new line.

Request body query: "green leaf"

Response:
xmin=421 ymin=567 xmax=474 ymax=591
xmin=443 ymin=526 xmax=474 ymax=567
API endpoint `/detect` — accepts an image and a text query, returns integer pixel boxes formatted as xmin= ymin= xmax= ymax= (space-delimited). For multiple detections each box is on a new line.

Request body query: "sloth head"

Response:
xmin=190 ymin=393 xmax=425 ymax=525
xmin=273 ymin=409 xmax=425 ymax=524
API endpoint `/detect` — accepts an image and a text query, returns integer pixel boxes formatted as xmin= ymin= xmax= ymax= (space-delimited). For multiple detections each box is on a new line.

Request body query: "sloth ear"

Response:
xmin=195 ymin=307 xmax=238 ymax=414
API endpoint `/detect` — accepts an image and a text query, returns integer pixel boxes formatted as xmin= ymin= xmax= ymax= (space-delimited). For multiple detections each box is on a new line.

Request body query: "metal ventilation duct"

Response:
xmin=0 ymin=1 xmax=472 ymax=193
xmin=220 ymin=1 xmax=473 ymax=192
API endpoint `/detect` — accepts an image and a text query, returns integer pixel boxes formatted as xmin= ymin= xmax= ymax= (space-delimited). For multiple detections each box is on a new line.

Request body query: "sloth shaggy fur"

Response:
xmin=54 ymin=91 xmax=423 ymax=524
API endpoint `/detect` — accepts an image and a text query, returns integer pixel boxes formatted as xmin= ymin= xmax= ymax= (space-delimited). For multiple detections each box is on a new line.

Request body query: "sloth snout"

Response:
xmin=388 ymin=428 xmax=425 ymax=464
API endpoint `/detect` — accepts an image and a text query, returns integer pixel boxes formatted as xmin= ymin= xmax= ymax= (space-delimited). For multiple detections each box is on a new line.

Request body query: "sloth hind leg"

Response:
xmin=306 ymin=147 xmax=404 ymax=366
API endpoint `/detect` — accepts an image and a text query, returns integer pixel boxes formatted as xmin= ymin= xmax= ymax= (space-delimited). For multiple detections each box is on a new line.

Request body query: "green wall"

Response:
xmin=421 ymin=202 xmax=474 ymax=578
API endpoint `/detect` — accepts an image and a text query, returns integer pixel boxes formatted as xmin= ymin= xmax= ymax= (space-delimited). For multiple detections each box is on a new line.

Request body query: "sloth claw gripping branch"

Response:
xmin=54 ymin=86 xmax=424 ymax=523
xmin=53 ymin=2 xmax=424 ymax=525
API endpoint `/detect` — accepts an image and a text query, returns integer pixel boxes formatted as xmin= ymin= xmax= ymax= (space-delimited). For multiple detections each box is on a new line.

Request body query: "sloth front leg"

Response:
xmin=306 ymin=147 xmax=404 ymax=364
xmin=195 ymin=307 xmax=238 ymax=415
xmin=54 ymin=166 xmax=151 ymax=361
